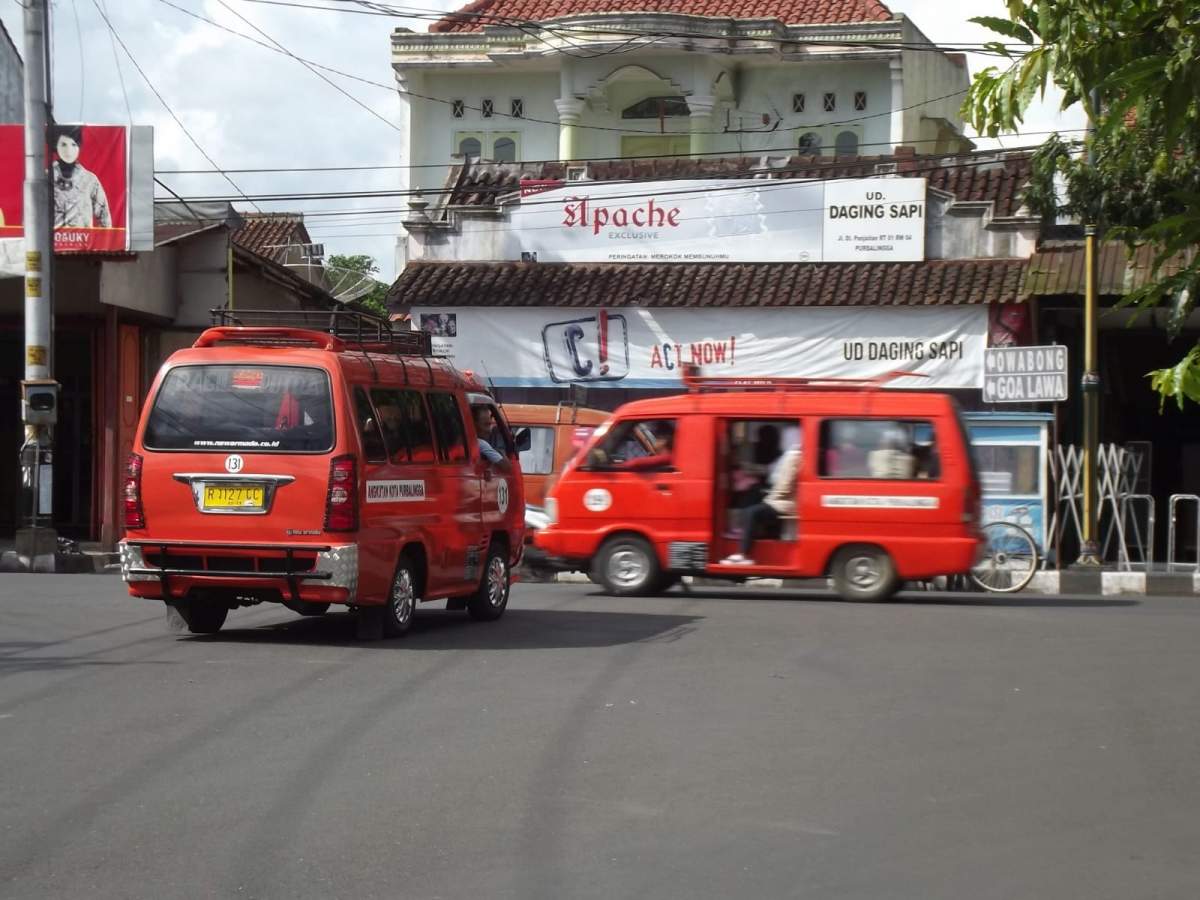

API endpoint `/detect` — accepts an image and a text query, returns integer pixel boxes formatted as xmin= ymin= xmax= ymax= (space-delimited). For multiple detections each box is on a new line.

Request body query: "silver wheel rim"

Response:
xmin=486 ymin=556 xmax=507 ymax=608
xmin=847 ymin=555 xmax=883 ymax=591
xmin=970 ymin=521 xmax=1038 ymax=593
xmin=391 ymin=568 xmax=414 ymax=625
xmin=608 ymin=547 xmax=649 ymax=589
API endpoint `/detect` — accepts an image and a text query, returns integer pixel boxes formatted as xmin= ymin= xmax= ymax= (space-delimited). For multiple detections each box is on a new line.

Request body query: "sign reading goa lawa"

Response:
xmin=503 ymin=177 xmax=927 ymax=263
xmin=413 ymin=306 xmax=986 ymax=389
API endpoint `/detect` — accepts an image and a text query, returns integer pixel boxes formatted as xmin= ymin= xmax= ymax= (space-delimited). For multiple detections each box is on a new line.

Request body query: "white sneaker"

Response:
xmin=720 ymin=554 xmax=754 ymax=566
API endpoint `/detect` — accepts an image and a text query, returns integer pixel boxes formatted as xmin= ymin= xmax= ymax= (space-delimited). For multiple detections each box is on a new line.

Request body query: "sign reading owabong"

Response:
xmin=505 ymin=177 xmax=927 ymax=263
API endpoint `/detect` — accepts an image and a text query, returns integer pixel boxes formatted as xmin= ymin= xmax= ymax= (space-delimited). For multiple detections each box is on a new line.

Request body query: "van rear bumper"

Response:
xmin=119 ymin=540 xmax=358 ymax=604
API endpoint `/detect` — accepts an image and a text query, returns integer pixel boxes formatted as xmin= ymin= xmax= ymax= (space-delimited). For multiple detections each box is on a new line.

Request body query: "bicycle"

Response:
xmin=969 ymin=518 xmax=1040 ymax=593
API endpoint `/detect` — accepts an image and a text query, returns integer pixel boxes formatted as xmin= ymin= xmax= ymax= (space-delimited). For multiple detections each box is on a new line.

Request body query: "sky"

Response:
xmin=1 ymin=0 xmax=1085 ymax=284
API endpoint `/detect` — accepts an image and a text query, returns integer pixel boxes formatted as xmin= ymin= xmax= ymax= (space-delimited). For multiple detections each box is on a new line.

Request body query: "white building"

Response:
xmin=391 ymin=0 xmax=975 ymax=197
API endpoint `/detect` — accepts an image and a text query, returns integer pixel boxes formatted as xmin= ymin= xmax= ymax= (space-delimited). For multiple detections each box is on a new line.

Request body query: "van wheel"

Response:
xmin=596 ymin=535 xmax=662 ymax=596
xmin=468 ymin=544 xmax=509 ymax=621
xmin=383 ymin=555 xmax=419 ymax=637
xmin=831 ymin=546 xmax=898 ymax=602
xmin=171 ymin=595 xmax=229 ymax=634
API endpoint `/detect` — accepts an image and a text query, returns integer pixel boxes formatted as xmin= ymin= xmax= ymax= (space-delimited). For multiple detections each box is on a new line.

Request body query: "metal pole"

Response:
xmin=17 ymin=0 xmax=57 ymax=568
xmin=1075 ymin=92 xmax=1102 ymax=566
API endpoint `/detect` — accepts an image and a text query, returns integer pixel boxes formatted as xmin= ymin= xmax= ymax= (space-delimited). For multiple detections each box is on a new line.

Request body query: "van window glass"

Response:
xmin=372 ymin=388 xmax=438 ymax=465
xmin=371 ymin=388 xmax=408 ymax=462
xmin=589 ymin=418 xmax=676 ymax=469
xmin=519 ymin=426 xmax=556 ymax=475
xmin=354 ymin=388 xmax=387 ymax=463
xmin=144 ymin=365 xmax=333 ymax=452
xmin=470 ymin=403 xmax=513 ymax=459
xmin=402 ymin=391 xmax=437 ymax=463
xmin=819 ymin=419 xmax=939 ymax=480
xmin=428 ymin=392 xmax=469 ymax=463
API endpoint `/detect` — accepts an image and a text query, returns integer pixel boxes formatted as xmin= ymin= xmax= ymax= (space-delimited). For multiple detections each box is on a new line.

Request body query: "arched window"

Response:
xmin=493 ymin=137 xmax=517 ymax=163
xmin=458 ymin=136 xmax=482 ymax=158
xmin=622 ymin=96 xmax=689 ymax=119
xmin=798 ymin=132 xmax=822 ymax=155
xmin=835 ymin=131 xmax=859 ymax=157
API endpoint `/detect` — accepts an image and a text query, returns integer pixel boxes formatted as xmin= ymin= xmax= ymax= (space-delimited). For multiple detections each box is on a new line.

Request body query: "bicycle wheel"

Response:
xmin=970 ymin=521 xmax=1039 ymax=593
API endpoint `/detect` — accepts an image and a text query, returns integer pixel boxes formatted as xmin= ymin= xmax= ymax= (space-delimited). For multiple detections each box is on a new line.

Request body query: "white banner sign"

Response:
xmin=504 ymin=177 xmax=927 ymax=263
xmin=413 ymin=306 xmax=986 ymax=389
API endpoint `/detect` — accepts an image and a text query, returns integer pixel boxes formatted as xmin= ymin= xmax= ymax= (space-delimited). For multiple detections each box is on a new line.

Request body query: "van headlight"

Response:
xmin=545 ymin=497 xmax=558 ymax=525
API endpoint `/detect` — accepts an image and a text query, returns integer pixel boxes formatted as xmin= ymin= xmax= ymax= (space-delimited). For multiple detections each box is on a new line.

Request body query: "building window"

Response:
xmin=481 ymin=98 xmax=494 ymax=119
xmin=792 ymin=93 xmax=805 ymax=113
xmin=854 ymin=91 xmax=867 ymax=111
xmin=835 ymin=130 xmax=859 ymax=157
xmin=823 ymin=92 xmax=836 ymax=112
xmin=493 ymin=137 xmax=517 ymax=163
xmin=510 ymin=98 xmax=524 ymax=119
xmin=798 ymin=132 xmax=822 ymax=155
xmin=457 ymin=135 xmax=482 ymax=158
xmin=622 ymin=96 xmax=690 ymax=119
xmin=451 ymin=99 xmax=465 ymax=118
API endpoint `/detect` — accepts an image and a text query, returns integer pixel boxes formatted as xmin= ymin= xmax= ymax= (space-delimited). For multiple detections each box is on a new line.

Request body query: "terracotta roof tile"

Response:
xmin=431 ymin=0 xmax=893 ymax=31
xmin=231 ymin=213 xmax=312 ymax=264
xmin=388 ymin=259 xmax=1028 ymax=309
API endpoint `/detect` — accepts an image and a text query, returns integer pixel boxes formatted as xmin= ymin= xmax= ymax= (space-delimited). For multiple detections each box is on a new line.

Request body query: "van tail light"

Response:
xmin=124 ymin=453 xmax=146 ymax=530
xmin=324 ymin=454 xmax=358 ymax=532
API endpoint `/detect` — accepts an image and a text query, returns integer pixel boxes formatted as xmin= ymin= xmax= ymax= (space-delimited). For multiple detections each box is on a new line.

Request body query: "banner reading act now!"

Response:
xmin=0 ymin=124 xmax=130 ymax=253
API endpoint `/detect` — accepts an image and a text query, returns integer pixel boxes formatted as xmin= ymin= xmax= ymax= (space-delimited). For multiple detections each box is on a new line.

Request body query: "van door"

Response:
xmin=468 ymin=398 xmax=519 ymax=539
xmin=351 ymin=386 xmax=394 ymax=600
xmin=572 ymin=415 xmax=709 ymax=555
xmin=427 ymin=390 xmax=482 ymax=590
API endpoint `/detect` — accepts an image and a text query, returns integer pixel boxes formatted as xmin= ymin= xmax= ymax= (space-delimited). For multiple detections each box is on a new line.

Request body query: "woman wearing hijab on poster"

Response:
xmin=51 ymin=125 xmax=111 ymax=228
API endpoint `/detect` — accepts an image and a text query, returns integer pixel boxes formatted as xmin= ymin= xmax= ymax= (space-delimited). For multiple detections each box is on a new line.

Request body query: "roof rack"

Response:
xmin=681 ymin=365 xmax=927 ymax=393
xmin=206 ymin=308 xmax=433 ymax=356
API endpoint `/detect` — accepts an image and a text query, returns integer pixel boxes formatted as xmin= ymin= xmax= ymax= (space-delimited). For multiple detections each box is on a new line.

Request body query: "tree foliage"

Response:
xmin=963 ymin=0 xmax=1200 ymax=407
xmin=327 ymin=253 xmax=390 ymax=318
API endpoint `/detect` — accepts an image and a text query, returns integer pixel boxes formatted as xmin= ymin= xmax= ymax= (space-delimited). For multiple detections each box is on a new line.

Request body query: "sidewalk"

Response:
xmin=0 ymin=539 xmax=119 ymax=574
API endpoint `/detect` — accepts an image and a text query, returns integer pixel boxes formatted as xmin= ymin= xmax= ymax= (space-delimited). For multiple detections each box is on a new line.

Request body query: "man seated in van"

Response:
xmin=867 ymin=427 xmax=916 ymax=479
xmin=720 ymin=427 xmax=801 ymax=566
xmin=620 ymin=420 xmax=675 ymax=471
xmin=473 ymin=405 xmax=512 ymax=473
xmin=824 ymin=423 xmax=869 ymax=477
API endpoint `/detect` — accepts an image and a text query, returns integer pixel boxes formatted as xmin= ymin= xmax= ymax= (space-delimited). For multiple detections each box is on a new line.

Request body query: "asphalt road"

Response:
xmin=2 ymin=576 xmax=1199 ymax=899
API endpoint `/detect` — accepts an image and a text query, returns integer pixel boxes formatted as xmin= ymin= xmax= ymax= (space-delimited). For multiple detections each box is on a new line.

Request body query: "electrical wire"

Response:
xmin=89 ymin=0 xmax=262 ymax=212
xmin=69 ymin=0 xmax=84 ymax=119
xmin=99 ymin=0 xmax=133 ymax=125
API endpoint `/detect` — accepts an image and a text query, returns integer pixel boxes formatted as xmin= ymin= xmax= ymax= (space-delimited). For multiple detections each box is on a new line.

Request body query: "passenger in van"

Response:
xmin=731 ymin=424 xmax=781 ymax=508
xmin=721 ymin=427 xmax=801 ymax=566
xmin=868 ymin=428 xmax=916 ymax=479
xmin=474 ymin=406 xmax=512 ymax=472
xmin=621 ymin=420 xmax=674 ymax=471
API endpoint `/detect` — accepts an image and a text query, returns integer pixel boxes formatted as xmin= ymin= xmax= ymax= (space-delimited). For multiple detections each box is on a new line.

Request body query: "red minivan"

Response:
xmin=119 ymin=312 xmax=526 ymax=639
xmin=535 ymin=373 xmax=983 ymax=602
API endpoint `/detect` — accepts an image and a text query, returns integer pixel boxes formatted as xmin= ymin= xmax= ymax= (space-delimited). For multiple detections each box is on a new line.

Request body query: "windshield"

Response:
xmin=144 ymin=364 xmax=334 ymax=452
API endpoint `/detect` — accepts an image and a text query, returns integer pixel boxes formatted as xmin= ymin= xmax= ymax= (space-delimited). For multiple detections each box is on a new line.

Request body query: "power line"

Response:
xmin=99 ymin=0 xmax=133 ymax=125
xmin=156 ymin=0 xmax=973 ymax=138
xmin=155 ymin=127 xmax=1088 ymax=175
xmin=89 ymin=0 xmax=262 ymax=212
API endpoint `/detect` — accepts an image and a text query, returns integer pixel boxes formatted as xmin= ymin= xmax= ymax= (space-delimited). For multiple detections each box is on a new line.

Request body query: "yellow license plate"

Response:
xmin=202 ymin=483 xmax=265 ymax=511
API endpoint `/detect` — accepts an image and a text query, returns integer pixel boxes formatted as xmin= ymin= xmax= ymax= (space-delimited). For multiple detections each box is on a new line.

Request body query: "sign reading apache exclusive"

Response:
xmin=506 ymin=177 xmax=927 ymax=263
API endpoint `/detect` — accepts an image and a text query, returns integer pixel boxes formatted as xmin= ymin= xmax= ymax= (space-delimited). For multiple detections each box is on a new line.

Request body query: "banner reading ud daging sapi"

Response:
xmin=504 ymin=177 xmax=927 ymax=264
xmin=414 ymin=306 xmax=986 ymax=389
xmin=0 ymin=124 xmax=130 ymax=253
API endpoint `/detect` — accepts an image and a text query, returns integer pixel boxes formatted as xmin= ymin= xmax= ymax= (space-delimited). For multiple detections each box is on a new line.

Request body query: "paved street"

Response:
xmin=2 ymin=576 xmax=1200 ymax=899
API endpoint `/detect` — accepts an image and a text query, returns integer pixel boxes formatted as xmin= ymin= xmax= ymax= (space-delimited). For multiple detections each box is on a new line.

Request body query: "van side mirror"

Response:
xmin=514 ymin=428 xmax=532 ymax=453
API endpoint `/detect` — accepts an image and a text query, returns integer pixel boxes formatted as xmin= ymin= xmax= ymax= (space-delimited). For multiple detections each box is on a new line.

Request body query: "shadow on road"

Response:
xmin=185 ymin=607 xmax=703 ymax=649
xmin=637 ymin=585 xmax=1141 ymax=609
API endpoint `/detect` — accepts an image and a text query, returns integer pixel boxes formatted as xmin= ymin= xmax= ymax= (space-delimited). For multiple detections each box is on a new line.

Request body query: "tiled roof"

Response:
xmin=388 ymin=259 xmax=1028 ymax=309
xmin=446 ymin=150 xmax=1034 ymax=217
xmin=231 ymin=213 xmax=312 ymax=264
xmin=1025 ymin=240 xmax=1196 ymax=297
xmin=431 ymin=0 xmax=894 ymax=31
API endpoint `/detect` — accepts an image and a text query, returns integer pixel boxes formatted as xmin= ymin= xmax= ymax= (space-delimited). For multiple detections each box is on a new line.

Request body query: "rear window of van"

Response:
xmin=144 ymin=365 xmax=334 ymax=452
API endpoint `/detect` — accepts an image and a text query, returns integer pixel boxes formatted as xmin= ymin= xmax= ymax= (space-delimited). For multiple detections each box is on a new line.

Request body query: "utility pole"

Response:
xmin=1075 ymin=90 xmax=1102 ymax=567
xmin=17 ymin=0 xmax=58 ymax=572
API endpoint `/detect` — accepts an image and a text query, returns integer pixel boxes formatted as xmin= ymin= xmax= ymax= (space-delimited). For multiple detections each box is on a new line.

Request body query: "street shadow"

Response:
xmin=0 ymin=656 xmax=177 ymax=675
xmin=183 ymin=606 xmax=703 ymax=650
xmin=631 ymin=584 xmax=1141 ymax=609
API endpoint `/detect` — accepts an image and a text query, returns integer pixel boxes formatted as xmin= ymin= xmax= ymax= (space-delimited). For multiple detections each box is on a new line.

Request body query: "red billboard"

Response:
xmin=0 ymin=124 xmax=129 ymax=252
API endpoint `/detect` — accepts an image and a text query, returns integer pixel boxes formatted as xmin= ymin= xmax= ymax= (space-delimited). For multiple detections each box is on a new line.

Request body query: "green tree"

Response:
xmin=963 ymin=0 xmax=1200 ymax=407
xmin=327 ymin=253 xmax=390 ymax=318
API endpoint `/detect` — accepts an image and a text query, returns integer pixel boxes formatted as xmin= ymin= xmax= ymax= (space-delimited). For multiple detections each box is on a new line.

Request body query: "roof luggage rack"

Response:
xmin=682 ymin=365 xmax=927 ymax=393
xmin=204 ymin=308 xmax=433 ymax=356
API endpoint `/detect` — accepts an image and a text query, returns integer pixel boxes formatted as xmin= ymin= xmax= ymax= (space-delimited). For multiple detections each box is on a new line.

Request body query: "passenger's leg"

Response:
xmin=740 ymin=503 xmax=779 ymax=557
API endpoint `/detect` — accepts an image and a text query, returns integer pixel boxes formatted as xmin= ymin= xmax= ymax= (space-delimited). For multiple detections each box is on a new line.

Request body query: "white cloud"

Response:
xmin=3 ymin=0 xmax=1084 ymax=283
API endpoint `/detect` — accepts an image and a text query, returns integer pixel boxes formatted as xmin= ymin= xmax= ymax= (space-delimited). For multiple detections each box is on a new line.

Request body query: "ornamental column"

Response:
xmin=889 ymin=58 xmax=905 ymax=151
xmin=555 ymin=98 xmax=586 ymax=161
xmin=687 ymin=94 xmax=716 ymax=157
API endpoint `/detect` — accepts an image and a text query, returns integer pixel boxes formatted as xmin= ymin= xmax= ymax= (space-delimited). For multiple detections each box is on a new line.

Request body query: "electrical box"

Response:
xmin=21 ymin=379 xmax=59 ymax=426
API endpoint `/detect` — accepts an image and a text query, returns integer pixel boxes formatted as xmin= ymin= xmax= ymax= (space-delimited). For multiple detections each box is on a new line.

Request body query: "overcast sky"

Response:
xmin=2 ymin=0 xmax=1084 ymax=283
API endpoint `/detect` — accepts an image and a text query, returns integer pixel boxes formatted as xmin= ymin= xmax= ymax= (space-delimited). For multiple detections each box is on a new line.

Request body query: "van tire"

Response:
xmin=596 ymin=535 xmax=662 ymax=596
xmin=171 ymin=595 xmax=228 ymax=634
xmin=831 ymin=545 xmax=898 ymax=602
xmin=383 ymin=554 xmax=419 ymax=637
xmin=468 ymin=543 xmax=509 ymax=621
